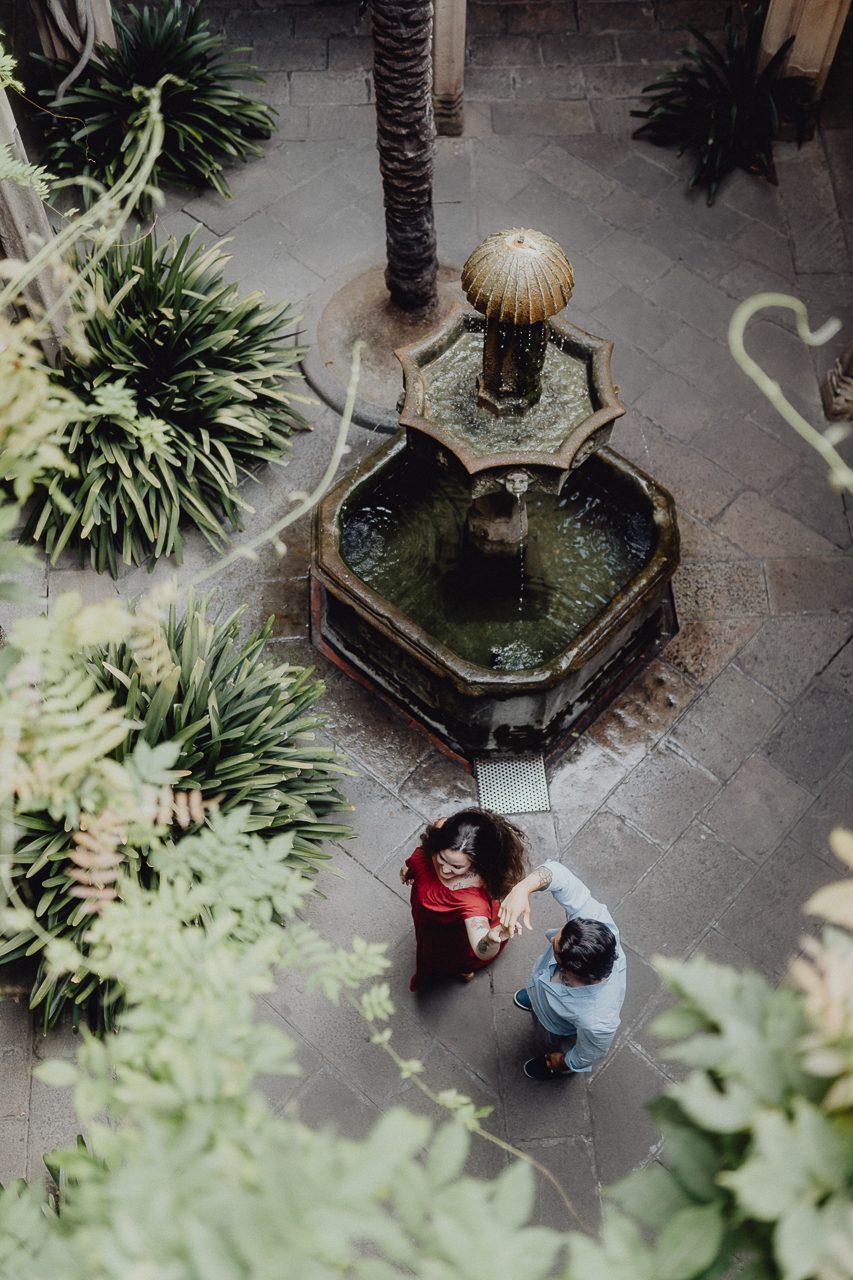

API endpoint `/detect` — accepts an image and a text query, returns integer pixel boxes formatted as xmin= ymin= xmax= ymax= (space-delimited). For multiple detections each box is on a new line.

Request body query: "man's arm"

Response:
xmin=549 ymin=1024 xmax=616 ymax=1074
xmin=498 ymin=864 xmax=553 ymax=934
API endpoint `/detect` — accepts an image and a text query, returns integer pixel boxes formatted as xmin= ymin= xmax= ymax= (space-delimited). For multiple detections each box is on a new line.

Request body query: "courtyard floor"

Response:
xmin=2 ymin=0 xmax=853 ymax=1236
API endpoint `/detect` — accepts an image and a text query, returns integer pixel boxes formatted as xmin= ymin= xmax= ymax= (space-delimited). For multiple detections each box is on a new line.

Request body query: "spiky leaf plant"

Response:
xmin=4 ymin=598 xmax=352 ymax=1030
xmin=24 ymin=232 xmax=308 ymax=575
xmin=631 ymin=2 xmax=813 ymax=205
xmin=38 ymin=0 xmax=275 ymax=204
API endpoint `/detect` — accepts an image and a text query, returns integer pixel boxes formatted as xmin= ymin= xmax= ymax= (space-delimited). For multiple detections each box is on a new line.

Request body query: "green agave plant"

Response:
xmin=4 ymin=598 xmax=352 ymax=1030
xmin=37 ymin=0 xmax=275 ymax=204
xmin=24 ymin=231 xmax=309 ymax=576
xmin=631 ymin=2 xmax=813 ymax=205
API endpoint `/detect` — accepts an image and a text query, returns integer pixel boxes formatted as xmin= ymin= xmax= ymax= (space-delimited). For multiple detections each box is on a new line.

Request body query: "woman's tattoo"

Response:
xmin=534 ymin=865 xmax=552 ymax=890
xmin=469 ymin=917 xmax=494 ymax=956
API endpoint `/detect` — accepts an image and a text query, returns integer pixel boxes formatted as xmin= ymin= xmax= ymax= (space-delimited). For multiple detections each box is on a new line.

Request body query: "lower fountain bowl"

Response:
xmin=311 ymin=435 xmax=680 ymax=760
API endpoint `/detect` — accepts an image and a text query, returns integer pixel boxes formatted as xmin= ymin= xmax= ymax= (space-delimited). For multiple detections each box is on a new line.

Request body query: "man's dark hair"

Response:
xmin=555 ymin=918 xmax=616 ymax=984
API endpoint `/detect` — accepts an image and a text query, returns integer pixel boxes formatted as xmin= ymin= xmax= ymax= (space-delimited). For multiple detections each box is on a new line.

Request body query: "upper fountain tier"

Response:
xmin=395 ymin=228 xmax=626 ymax=496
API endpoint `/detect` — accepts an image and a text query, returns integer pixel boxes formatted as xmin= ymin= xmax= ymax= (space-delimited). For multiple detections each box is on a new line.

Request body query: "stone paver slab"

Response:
xmin=762 ymin=681 xmax=853 ymax=791
xmin=588 ymin=1043 xmax=668 ymax=1185
xmin=334 ymin=771 xmax=422 ymax=872
xmin=589 ymin=227 xmax=673 ymax=290
xmin=396 ymin=750 xmax=478 ymax=819
xmin=677 ymin=512 xmax=750 ymax=562
xmin=736 ymin=614 xmax=853 ymax=704
xmin=289 ymin=1068 xmax=378 ymax=1141
xmin=617 ymin=420 xmax=744 ymax=521
xmin=325 ymin=676 xmax=431 ymax=790
xmin=617 ymin=822 xmax=755 ymax=960
xmin=662 ymin=617 xmax=761 ymax=687
xmin=643 ymin=263 xmax=740 ymax=343
xmin=773 ymin=462 xmax=852 ymax=551
xmin=820 ymin=635 xmax=853 ymax=700
xmin=517 ymin=1136 xmax=600 ymax=1233
xmin=581 ymin=2 xmax=656 ymax=33
xmin=561 ymin=810 xmax=663 ymax=908
xmin=588 ymin=659 xmax=699 ymax=768
xmin=789 ymin=771 xmax=853 ymax=870
xmin=548 ymin=737 xmax=628 ymax=847
xmin=714 ymin=492 xmax=838 ymax=558
xmin=594 ymin=285 xmax=683 ymax=356
xmin=0 ymin=1117 xmax=27 ymax=1185
xmin=765 ymin=556 xmax=853 ymax=614
xmin=633 ymin=371 xmax=727 ymax=444
xmin=300 ymin=850 xmax=411 ymax=951
xmin=496 ymin=1013 xmax=591 ymax=1142
xmin=606 ymin=744 xmax=720 ymax=848
xmin=673 ymin=560 xmax=768 ymax=620
xmin=671 ymin=665 xmax=783 ymax=780
xmin=410 ymin=977 xmax=503 ymax=1088
xmin=715 ymin=838 xmax=836 ymax=981
xmin=491 ymin=100 xmax=596 ymax=135
xmin=703 ymin=755 xmax=813 ymax=862
xmin=528 ymin=141 xmax=617 ymax=203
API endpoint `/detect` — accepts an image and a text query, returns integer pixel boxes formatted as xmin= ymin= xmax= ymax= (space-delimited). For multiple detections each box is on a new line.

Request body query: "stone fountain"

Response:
xmin=310 ymin=228 xmax=680 ymax=760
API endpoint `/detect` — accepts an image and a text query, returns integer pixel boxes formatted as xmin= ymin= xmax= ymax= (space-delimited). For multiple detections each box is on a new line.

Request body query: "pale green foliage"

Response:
xmin=0 ymin=148 xmax=53 ymax=201
xmin=0 ymin=809 xmax=564 ymax=1280
xmin=562 ymin=869 xmax=853 ymax=1280
xmin=0 ymin=318 xmax=77 ymax=605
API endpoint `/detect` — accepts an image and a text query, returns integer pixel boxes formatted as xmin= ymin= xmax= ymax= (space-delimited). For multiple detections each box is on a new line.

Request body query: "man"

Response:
xmin=499 ymin=861 xmax=626 ymax=1081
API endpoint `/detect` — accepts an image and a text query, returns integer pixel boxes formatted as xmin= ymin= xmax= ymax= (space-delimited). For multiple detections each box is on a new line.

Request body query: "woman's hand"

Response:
xmin=499 ymin=883 xmax=534 ymax=935
xmin=400 ymin=863 xmax=414 ymax=885
xmin=485 ymin=922 xmax=512 ymax=945
xmin=432 ymin=815 xmax=447 ymax=829
xmin=545 ymin=1050 xmax=569 ymax=1074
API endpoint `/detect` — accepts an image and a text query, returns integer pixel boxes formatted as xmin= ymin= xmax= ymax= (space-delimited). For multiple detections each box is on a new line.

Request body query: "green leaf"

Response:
xmin=608 ymin=1163 xmax=693 ymax=1230
xmin=34 ymin=1058 xmax=78 ymax=1088
xmin=653 ymin=1203 xmax=725 ymax=1280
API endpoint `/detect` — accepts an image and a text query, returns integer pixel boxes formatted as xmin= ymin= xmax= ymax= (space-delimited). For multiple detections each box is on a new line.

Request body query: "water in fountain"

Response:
xmin=339 ymin=450 xmax=654 ymax=672
xmin=423 ymin=329 xmax=594 ymax=455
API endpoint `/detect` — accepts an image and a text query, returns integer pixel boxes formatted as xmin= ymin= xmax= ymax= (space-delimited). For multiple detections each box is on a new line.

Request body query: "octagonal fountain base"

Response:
xmin=311 ymin=434 xmax=679 ymax=761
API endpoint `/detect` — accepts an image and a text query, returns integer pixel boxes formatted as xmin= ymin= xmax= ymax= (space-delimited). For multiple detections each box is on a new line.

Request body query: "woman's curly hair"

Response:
xmin=420 ymin=808 xmax=529 ymax=899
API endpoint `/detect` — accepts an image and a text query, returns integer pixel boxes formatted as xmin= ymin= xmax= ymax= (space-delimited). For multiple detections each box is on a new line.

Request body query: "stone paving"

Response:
xmin=2 ymin=0 xmax=853 ymax=1237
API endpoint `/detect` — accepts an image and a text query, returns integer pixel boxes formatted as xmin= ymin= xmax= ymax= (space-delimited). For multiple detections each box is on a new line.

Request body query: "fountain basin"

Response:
xmin=311 ymin=435 xmax=679 ymax=759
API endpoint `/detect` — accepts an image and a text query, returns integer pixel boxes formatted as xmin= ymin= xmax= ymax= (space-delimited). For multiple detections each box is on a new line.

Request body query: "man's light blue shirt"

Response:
xmin=528 ymin=860 xmax=626 ymax=1073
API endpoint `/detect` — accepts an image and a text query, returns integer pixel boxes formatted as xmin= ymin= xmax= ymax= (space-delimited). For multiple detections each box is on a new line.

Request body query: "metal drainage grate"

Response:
xmin=474 ymin=755 xmax=550 ymax=816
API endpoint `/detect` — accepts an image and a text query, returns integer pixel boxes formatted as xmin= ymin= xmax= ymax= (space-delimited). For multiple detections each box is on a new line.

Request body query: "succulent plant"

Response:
xmin=37 ymin=0 xmax=275 ymax=205
xmin=632 ymin=2 xmax=813 ymax=204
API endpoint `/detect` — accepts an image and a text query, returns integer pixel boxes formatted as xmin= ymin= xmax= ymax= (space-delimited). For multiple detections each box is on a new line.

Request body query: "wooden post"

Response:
xmin=760 ymin=0 xmax=852 ymax=95
xmin=432 ymin=0 xmax=466 ymax=137
xmin=0 ymin=89 xmax=71 ymax=363
xmin=822 ymin=337 xmax=853 ymax=421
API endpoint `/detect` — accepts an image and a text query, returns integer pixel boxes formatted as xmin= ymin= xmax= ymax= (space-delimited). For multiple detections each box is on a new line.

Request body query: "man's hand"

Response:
xmin=499 ymin=883 xmax=533 ymax=934
xmin=545 ymin=1050 xmax=568 ymax=1073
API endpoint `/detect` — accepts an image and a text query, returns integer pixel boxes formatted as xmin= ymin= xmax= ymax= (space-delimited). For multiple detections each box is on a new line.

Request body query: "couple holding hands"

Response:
xmin=400 ymin=808 xmax=626 ymax=1081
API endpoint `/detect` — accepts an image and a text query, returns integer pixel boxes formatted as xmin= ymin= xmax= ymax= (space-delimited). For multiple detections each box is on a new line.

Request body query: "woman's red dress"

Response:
xmin=405 ymin=847 xmax=507 ymax=991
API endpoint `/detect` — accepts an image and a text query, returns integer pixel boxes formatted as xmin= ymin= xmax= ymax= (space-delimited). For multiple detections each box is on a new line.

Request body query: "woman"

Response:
xmin=400 ymin=808 xmax=529 ymax=991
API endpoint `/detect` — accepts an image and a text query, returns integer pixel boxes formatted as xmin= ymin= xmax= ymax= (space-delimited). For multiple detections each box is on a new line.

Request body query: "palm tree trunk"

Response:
xmin=371 ymin=0 xmax=438 ymax=312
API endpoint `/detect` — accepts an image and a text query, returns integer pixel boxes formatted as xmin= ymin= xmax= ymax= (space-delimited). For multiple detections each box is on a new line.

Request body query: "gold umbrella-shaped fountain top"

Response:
xmin=461 ymin=227 xmax=575 ymax=325
xmin=395 ymin=227 xmax=625 ymax=494
xmin=462 ymin=227 xmax=574 ymax=413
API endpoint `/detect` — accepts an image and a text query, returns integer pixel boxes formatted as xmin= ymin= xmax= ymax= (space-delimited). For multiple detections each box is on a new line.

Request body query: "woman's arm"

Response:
xmin=464 ymin=915 xmax=511 ymax=958
xmin=498 ymin=864 xmax=553 ymax=934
